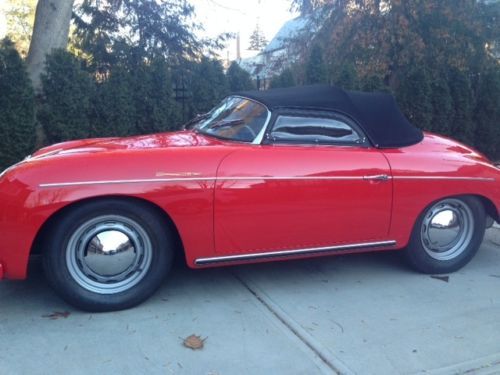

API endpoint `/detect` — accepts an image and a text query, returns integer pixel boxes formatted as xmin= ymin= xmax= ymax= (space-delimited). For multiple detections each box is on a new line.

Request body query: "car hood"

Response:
xmin=31 ymin=131 xmax=223 ymax=158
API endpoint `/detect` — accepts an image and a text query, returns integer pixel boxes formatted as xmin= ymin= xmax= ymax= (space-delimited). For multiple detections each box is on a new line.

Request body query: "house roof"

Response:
xmin=238 ymin=11 xmax=326 ymax=78
xmin=263 ymin=16 xmax=310 ymax=53
xmin=236 ymin=85 xmax=424 ymax=148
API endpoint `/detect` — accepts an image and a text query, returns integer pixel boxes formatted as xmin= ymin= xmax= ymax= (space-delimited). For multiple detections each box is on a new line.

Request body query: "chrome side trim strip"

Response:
xmin=195 ymin=240 xmax=397 ymax=265
xmin=39 ymin=177 xmax=217 ymax=188
xmin=39 ymin=175 xmax=367 ymax=188
xmin=393 ymin=176 xmax=495 ymax=182
xmin=39 ymin=175 xmax=495 ymax=188
xmin=218 ymin=176 xmax=365 ymax=181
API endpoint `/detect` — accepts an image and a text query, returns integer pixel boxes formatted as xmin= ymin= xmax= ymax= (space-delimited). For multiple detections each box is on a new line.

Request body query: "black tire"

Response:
xmin=43 ymin=199 xmax=174 ymax=312
xmin=405 ymin=195 xmax=486 ymax=274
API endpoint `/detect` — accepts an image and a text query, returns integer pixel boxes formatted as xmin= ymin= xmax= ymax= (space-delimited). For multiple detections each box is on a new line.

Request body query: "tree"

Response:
xmin=291 ymin=0 xmax=500 ymax=157
xmin=4 ymin=0 xmax=36 ymax=57
xmin=38 ymin=50 xmax=94 ymax=144
xmin=428 ymin=69 xmax=453 ymax=135
xmin=227 ymin=62 xmax=254 ymax=92
xmin=474 ymin=69 xmax=500 ymax=159
xmin=132 ymin=59 xmax=181 ymax=134
xmin=93 ymin=66 xmax=137 ymax=137
xmin=270 ymin=68 xmax=296 ymax=88
xmin=0 ymin=38 xmax=35 ymax=169
xmin=448 ymin=68 xmax=475 ymax=144
xmin=361 ymin=75 xmax=389 ymax=92
xmin=305 ymin=45 xmax=327 ymax=84
xmin=26 ymin=0 xmax=75 ymax=89
xmin=396 ymin=67 xmax=433 ymax=130
xmin=187 ymin=58 xmax=229 ymax=117
xmin=73 ymin=0 xmax=201 ymax=75
xmin=332 ymin=64 xmax=358 ymax=90
xmin=248 ymin=24 xmax=268 ymax=51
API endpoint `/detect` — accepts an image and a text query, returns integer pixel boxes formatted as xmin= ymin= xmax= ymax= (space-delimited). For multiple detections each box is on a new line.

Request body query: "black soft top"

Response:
xmin=236 ymin=85 xmax=423 ymax=148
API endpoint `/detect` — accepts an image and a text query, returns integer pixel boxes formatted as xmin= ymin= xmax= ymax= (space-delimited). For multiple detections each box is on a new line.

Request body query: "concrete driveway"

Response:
xmin=1 ymin=230 xmax=500 ymax=375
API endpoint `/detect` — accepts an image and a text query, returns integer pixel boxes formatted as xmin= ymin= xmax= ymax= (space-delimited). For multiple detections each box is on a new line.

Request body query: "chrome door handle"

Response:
xmin=363 ymin=174 xmax=390 ymax=181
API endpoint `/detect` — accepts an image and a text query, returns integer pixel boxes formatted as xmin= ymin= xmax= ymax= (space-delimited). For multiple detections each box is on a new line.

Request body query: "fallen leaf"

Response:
xmin=42 ymin=311 xmax=71 ymax=320
xmin=183 ymin=334 xmax=206 ymax=350
xmin=431 ymin=275 xmax=449 ymax=283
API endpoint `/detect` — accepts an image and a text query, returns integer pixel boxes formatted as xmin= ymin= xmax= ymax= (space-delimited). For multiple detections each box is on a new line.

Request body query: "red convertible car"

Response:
xmin=0 ymin=85 xmax=498 ymax=311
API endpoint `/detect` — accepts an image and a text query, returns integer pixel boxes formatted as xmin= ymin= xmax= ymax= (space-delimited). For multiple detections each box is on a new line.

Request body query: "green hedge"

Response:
xmin=1 ymin=36 xmax=498 ymax=171
xmin=37 ymin=52 xmax=246 ymax=146
xmin=0 ymin=38 xmax=35 ymax=170
xmin=0 ymin=47 xmax=257 ymax=170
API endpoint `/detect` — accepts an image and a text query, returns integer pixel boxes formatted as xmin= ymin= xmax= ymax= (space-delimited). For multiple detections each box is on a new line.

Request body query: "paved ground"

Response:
xmin=1 ymin=230 xmax=500 ymax=375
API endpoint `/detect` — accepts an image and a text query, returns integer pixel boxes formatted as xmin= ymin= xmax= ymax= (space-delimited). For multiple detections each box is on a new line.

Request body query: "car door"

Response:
xmin=214 ymin=110 xmax=393 ymax=256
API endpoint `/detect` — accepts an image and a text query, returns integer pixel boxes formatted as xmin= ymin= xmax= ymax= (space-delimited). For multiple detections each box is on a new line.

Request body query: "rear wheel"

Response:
xmin=405 ymin=196 xmax=486 ymax=274
xmin=43 ymin=199 xmax=174 ymax=312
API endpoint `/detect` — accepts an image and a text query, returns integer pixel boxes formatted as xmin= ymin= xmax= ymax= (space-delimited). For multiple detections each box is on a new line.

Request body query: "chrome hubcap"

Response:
xmin=66 ymin=215 xmax=152 ymax=294
xmin=421 ymin=199 xmax=474 ymax=261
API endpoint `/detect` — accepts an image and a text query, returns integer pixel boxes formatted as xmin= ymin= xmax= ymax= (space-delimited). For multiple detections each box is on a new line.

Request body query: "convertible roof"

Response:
xmin=236 ymin=85 xmax=423 ymax=148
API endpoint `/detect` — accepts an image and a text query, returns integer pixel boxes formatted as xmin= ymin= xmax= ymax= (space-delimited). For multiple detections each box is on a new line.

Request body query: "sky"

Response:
xmin=0 ymin=0 xmax=297 ymax=60
xmin=174 ymin=0 xmax=298 ymax=60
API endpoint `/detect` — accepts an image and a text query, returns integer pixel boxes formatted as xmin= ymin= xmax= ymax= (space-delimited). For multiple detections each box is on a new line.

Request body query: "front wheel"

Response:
xmin=405 ymin=196 xmax=486 ymax=274
xmin=43 ymin=199 xmax=174 ymax=312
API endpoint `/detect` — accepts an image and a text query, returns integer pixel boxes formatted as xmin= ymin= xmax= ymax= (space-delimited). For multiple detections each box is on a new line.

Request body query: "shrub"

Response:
xmin=227 ymin=61 xmax=254 ymax=92
xmin=0 ymin=38 xmax=35 ymax=169
xmin=38 ymin=50 xmax=95 ymax=144
xmin=270 ymin=68 xmax=296 ymax=89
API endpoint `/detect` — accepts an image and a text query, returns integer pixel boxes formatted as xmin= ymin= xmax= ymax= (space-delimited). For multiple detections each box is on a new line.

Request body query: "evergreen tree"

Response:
xmin=132 ymin=59 xmax=181 ymax=135
xmin=293 ymin=0 xmax=500 ymax=155
xmin=248 ymin=24 xmax=268 ymax=51
xmin=396 ymin=67 xmax=433 ymax=130
xmin=429 ymin=69 xmax=453 ymax=135
xmin=0 ymin=38 xmax=35 ymax=169
xmin=93 ymin=66 xmax=136 ymax=137
xmin=270 ymin=68 xmax=296 ymax=88
xmin=227 ymin=62 xmax=254 ymax=92
xmin=73 ymin=0 xmax=201 ymax=75
xmin=38 ymin=50 xmax=94 ymax=144
xmin=333 ymin=64 xmax=358 ymax=90
xmin=448 ymin=68 xmax=475 ymax=144
xmin=188 ymin=58 xmax=229 ymax=117
xmin=474 ymin=69 xmax=500 ymax=159
xmin=305 ymin=45 xmax=327 ymax=84
xmin=361 ymin=75 xmax=389 ymax=92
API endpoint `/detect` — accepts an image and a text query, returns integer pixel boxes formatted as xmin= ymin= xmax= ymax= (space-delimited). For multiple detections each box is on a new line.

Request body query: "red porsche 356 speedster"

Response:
xmin=1 ymin=85 xmax=498 ymax=311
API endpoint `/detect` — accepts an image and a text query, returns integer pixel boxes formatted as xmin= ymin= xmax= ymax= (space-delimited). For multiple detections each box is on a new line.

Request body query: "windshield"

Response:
xmin=194 ymin=96 xmax=269 ymax=143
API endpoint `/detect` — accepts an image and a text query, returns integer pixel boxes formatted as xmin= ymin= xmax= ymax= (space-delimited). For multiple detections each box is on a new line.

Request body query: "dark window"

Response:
xmin=270 ymin=116 xmax=362 ymax=145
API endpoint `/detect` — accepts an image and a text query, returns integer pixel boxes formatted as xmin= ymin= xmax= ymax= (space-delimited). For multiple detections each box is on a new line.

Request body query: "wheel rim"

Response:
xmin=421 ymin=199 xmax=474 ymax=261
xmin=66 ymin=215 xmax=153 ymax=294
